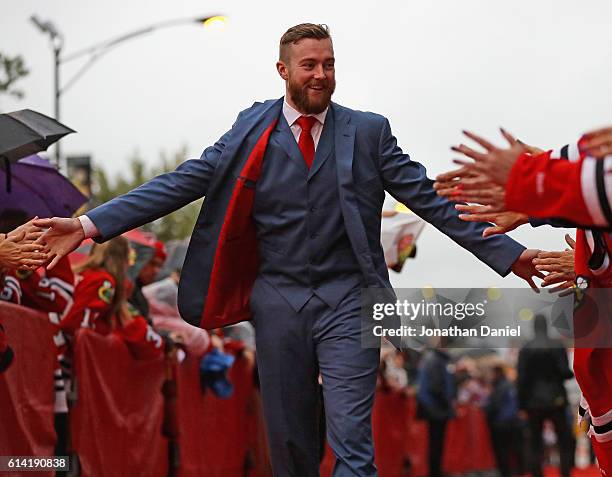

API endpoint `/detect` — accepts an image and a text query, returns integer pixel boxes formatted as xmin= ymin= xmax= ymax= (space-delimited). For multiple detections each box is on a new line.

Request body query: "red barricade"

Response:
xmin=71 ymin=329 xmax=168 ymax=477
xmin=2 ymin=309 xmax=498 ymax=476
xmin=175 ymin=353 xmax=269 ymax=477
xmin=443 ymin=404 xmax=496 ymax=473
xmin=0 ymin=303 xmax=57 ymax=477
xmin=70 ymin=330 xmax=268 ymax=477
xmin=372 ymin=390 xmax=411 ymax=476
xmin=321 ymin=393 xmax=495 ymax=477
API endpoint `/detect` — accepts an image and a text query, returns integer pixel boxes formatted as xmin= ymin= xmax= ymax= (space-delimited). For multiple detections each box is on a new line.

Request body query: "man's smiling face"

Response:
xmin=277 ymin=37 xmax=336 ymax=114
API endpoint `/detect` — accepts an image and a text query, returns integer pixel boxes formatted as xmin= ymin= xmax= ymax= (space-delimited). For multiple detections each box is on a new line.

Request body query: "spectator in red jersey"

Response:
xmin=0 ymin=209 xmax=73 ymax=458
xmin=0 ymin=209 xmax=75 ymax=313
xmin=61 ymin=236 xmax=164 ymax=360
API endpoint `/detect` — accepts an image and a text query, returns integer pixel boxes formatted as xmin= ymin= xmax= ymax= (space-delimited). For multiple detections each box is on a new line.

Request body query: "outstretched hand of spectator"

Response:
xmin=533 ymin=234 xmax=576 ymax=292
xmin=34 ymin=217 xmax=84 ymax=269
xmin=454 ymin=204 xmax=529 ymax=237
xmin=581 ymin=126 xmax=612 ymax=159
xmin=0 ymin=232 xmax=48 ymax=270
xmin=7 ymin=217 xmax=44 ymax=243
xmin=450 ymin=128 xmax=526 ymax=187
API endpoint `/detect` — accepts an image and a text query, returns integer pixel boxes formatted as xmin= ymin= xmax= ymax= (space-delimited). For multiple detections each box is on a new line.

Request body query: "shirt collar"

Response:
xmin=283 ymin=98 xmax=328 ymax=127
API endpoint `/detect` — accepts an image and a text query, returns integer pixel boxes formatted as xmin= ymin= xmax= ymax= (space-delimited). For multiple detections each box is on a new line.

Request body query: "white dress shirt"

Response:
xmin=80 ymin=99 xmax=329 ymax=238
xmin=282 ymin=99 xmax=328 ymax=151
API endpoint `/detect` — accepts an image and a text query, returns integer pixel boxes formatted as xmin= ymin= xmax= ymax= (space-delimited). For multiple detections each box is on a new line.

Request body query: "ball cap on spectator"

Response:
xmin=199 ymin=348 xmax=235 ymax=399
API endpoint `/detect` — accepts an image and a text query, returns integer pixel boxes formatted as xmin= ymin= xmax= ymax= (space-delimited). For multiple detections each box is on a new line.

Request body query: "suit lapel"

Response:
xmin=207 ymin=98 xmax=284 ymax=195
xmin=333 ymin=103 xmax=356 ymax=189
xmin=331 ymin=103 xmax=378 ymax=284
xmin=272 ymin=114 xmax=309 ymax=174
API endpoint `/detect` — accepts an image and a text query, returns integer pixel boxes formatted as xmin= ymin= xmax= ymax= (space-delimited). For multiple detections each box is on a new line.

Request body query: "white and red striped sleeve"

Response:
xmin=506 ymin=140 xmax=612 ymax=227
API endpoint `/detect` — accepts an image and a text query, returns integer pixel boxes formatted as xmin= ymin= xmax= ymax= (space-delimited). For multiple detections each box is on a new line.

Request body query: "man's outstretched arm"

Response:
xmin=35 ymin=123 xmax=235 ymax=268
xmin=376 ymin=117 xmax=542 ymax=288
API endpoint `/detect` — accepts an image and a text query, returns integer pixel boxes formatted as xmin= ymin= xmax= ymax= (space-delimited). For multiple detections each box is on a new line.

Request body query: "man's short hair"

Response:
xmin=279 ymin=23 xmax=331 ymax=62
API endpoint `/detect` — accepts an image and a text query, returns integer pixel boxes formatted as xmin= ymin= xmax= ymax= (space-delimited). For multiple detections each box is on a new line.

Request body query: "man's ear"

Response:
xmin=276 ymin=61 xmax=289 ymax=81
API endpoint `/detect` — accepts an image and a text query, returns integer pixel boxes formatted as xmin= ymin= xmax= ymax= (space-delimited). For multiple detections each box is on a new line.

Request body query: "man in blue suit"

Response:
xmin=37 ymin=23 xmax=540 ymax=477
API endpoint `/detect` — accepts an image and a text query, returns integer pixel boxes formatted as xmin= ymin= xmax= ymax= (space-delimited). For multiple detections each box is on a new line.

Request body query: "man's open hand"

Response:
xmin=34 ymin=217 xmax=85 ymax=269
xmin=511 ymin=248 xmax=545 ymax=292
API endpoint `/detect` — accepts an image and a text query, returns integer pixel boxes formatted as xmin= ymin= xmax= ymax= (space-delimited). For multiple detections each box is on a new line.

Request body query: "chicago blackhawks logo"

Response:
xmin=573 ymin=275 xmax=590 ymax=311
xmin=98 ymin=280 xmax=115 ymax=304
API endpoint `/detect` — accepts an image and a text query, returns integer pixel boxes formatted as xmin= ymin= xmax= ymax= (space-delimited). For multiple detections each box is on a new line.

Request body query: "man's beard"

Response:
xmin=288 ymin=77 xmax=335 ymax=114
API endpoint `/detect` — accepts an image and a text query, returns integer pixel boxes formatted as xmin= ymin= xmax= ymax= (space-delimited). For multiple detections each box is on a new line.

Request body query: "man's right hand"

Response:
xmin=34 ymin=217 xmax=85 ymax=269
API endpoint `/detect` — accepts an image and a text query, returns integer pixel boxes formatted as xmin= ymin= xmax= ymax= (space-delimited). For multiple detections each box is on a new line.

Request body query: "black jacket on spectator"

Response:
xmin=486 ymin=376 xmax=519 ymax=425
xmin=416 ymin=349 xmax=455 ymax=420
xmin=517 ymin=335 xmax=573 ymax=411
xmin=128 ymin=278 xmax=150 ymax=322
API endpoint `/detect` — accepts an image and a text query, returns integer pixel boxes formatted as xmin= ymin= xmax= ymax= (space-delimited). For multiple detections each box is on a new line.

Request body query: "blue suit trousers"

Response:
xmin=250 ymin=277 xmax=380 ymax=477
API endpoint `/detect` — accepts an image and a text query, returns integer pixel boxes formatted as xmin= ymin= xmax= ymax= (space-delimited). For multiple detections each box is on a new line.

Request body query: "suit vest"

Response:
xmin=252 ymin=109 xmax=363 ymax=311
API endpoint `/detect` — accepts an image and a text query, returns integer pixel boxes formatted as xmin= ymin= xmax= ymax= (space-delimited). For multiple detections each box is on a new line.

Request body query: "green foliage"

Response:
xmin=0 ymin=52 xmax=29 ymax=103
xmin=92 ymin=146 xmax=202 ymax=242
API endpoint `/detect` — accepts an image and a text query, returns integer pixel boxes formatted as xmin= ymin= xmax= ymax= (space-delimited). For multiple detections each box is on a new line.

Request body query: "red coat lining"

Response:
xmin=200 ymin=121 xmax=278 ymax=329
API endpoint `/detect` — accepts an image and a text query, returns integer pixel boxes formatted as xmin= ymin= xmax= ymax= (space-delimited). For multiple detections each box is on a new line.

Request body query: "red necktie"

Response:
xmin=296 ymin=116 xmax=318 ymax=169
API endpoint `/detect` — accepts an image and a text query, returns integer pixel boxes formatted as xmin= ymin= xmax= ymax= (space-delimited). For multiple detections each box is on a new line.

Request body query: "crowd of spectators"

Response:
xmin=378 ymin=318 xmax=587 ymax=477
xmin=0 ymin=205 xmax=597 ymax=477
xmin=0 ymin=207 xmax=250 ymax=463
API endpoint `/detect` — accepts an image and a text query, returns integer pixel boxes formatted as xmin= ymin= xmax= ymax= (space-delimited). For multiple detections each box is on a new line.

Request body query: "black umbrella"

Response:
xmin=0 ymin=109 xmax=75 ymax=161
xmin=0 ymin=109 xmax=75 ymax=191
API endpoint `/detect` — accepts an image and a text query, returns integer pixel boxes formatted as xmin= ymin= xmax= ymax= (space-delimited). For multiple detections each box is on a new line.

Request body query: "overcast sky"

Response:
xmin=3 ymin=0 xmax=612 ymax=289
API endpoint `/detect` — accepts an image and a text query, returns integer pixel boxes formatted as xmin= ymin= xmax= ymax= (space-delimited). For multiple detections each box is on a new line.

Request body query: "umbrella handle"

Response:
xmin=3 ymin=158 xmax=11 ymax=193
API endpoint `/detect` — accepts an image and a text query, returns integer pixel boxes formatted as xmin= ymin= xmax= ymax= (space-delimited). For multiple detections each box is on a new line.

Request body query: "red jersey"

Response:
xmin=60 ymin=268 xmax=115 ymax=336
xmin=11 ymin=256 xmax=74 ymax=313
xmin=60 ymin=268 xmax=163 ymax=360
xmin=506 ymin=139 xmax=611 ymax=228
xmin=507 ymin=141 xmax=612 ymax=464
xmin=0 ymin=256 xmax=74 ymax=314
xmin=0 ymin=274 xmax=20 ymax=305
xmin=113 ymin=312 xmax=164 ymax=360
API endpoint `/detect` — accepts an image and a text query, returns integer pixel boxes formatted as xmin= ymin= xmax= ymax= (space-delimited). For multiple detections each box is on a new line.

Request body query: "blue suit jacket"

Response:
xmin=88 ymin=98 xmax=525 ymax=327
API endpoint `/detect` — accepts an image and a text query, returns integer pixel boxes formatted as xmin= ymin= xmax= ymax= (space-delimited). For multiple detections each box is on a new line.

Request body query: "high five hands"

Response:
xmin=433 ymin=129 xmax=564 ymax=292
xmin=0 ymin=217 xmax=49 ymax=271
xmin=33 ymin=217 xmax=85 ymax=270
xmin=433 ymin=128 xmax=531 ymax=212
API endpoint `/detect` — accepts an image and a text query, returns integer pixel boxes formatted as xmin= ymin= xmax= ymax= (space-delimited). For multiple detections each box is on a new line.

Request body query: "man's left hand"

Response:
xmin=511 ymin=248 xmax=544 ymax=292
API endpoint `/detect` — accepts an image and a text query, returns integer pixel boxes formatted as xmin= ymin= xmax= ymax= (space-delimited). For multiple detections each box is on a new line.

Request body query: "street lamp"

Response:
xmin=30 ymin=14 xmax=227 ymax=167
